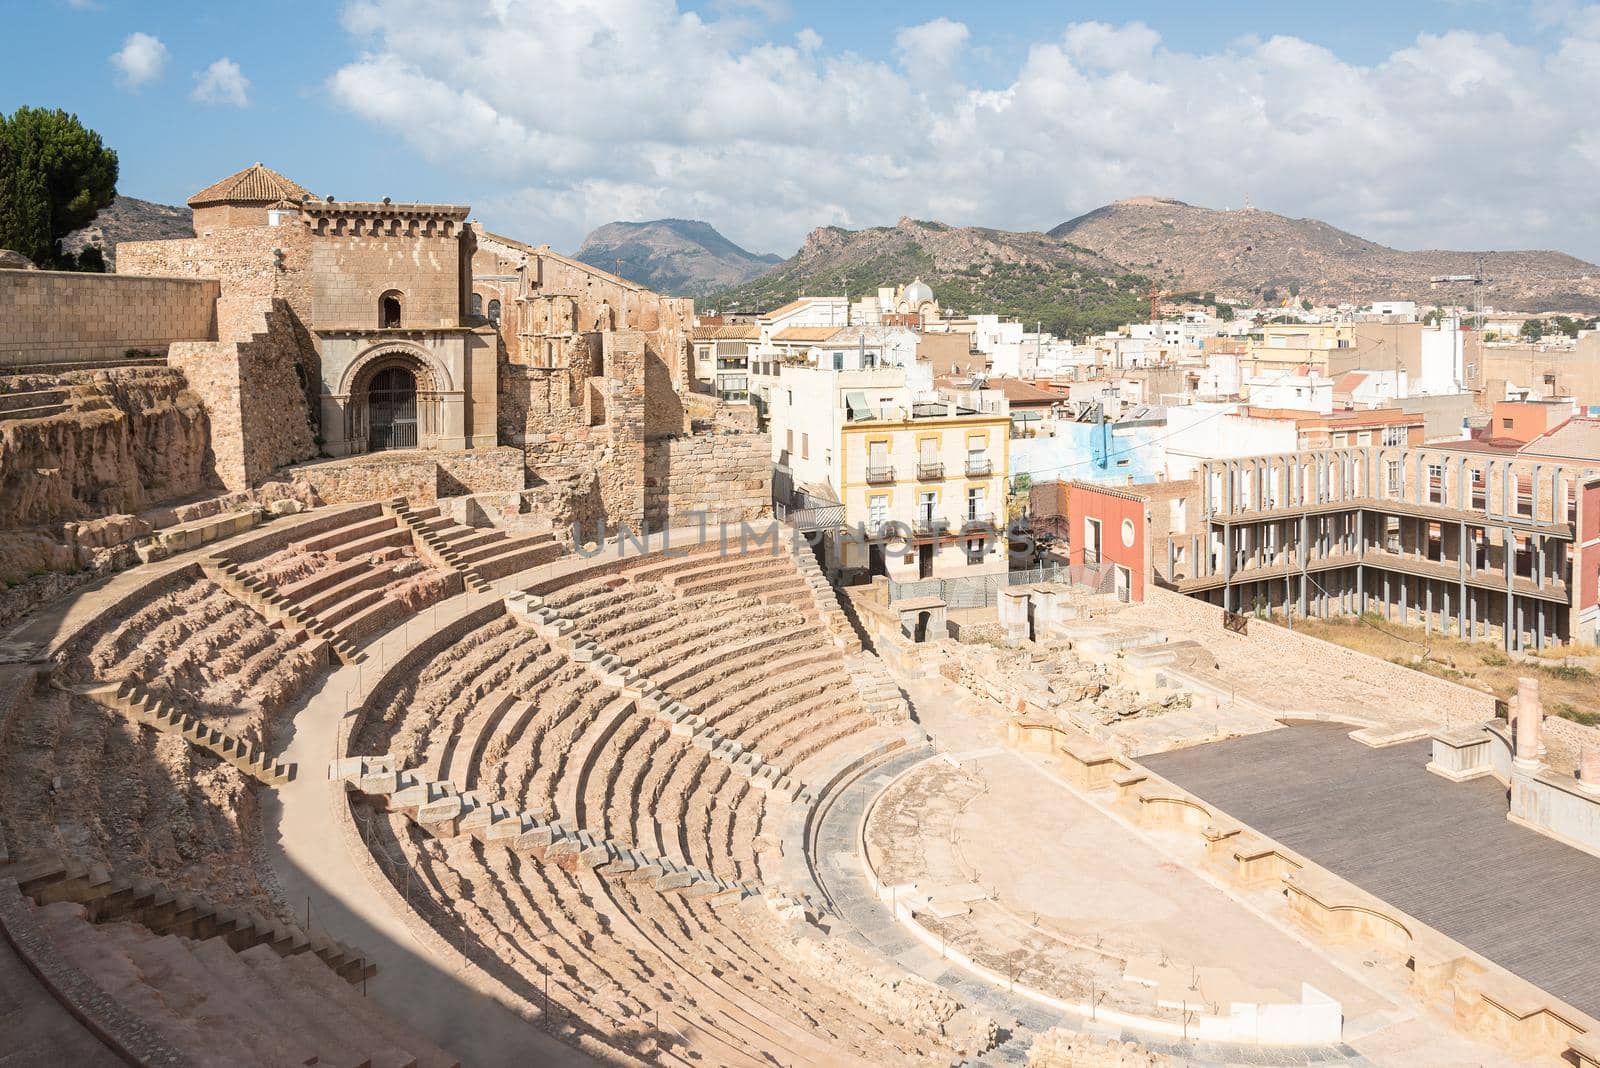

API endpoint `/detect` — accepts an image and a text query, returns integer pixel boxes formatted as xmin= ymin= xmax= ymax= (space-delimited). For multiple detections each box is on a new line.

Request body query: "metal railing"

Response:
xmin=888 ymin=563 xmax=1065 ymax=609
xmin=965 ymin=457 xmax=993 ymax=477
xmin=865 ymin=465 xmax=896 ymax=484
xmin=916 ymin=461 xmax=945 ymax=480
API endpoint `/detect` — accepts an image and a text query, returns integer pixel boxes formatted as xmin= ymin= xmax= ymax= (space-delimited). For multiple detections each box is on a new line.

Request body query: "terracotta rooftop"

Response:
xmin=1519 ymin=417 xmax=1600 ymax=463
xmin=761 ymin=298 xmax=823 ymax=321
xmin=693 ymin=325 xmax=760 ymax=341
xmin=983 ymin=378 xmax=1062 ymax=407
xmin=187 ymin=163 xmax=310 ymax=207
xmin=772 ymin=326 xmax=839 ymax=342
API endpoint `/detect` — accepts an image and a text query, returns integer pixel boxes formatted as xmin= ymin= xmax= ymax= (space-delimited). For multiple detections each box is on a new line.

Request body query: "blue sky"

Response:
xmin=3 ymin=1 xmax=1597 ymax=258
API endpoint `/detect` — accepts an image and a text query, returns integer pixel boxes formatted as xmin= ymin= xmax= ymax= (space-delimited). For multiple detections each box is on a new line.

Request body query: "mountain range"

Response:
xmin=61 ymin=195 xmax=194 ymax=269
xmin=1048 ymin=197 xmax=1600 ymax=314
xmin=572 ymin=219 xmax=780 ymax=297
xmin=60 ymin=192 xmax=1600 ymax=319
xmin=703 ymin=201 xmax=1600 ymax=327
xmin=704 ymin=217 xmax=1151 ymax=337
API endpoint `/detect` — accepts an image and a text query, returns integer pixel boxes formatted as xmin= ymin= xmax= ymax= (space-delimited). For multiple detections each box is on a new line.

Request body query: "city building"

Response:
xmin=1069 ymin=419 xmax=1600 ymax=648
xmin=768 ymin=363 xmax=1010 ymax=580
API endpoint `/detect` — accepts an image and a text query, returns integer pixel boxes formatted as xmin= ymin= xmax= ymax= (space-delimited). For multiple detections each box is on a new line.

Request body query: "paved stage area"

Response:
xmin=1142 ymin=722 xmax=1600 ymax=1020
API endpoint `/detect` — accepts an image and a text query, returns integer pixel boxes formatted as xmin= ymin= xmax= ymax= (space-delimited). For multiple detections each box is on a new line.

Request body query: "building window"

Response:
xmin=785 ymin=429 xmax=793 ymax=456
xmin=379 ymin=290 xmax=403 ymax=329
xmin=801 ymin=433 xmax=809 ymax=460
xmin=471 ymin=293 xmax=483 ymax=316
xmin=869 ymin=494 xmax=888 ymax=532
xmin=967 ymin=486 xmax=986 ymax=521
xmin=1385 ymin=460 xmax=1402 ymax=495
xmin=488 ymin=299 xmax=501 ymax=325
xmin=918 ymin=491 xmax=937 ymax=527
xmin=1502 ymin=418 xmax=1514 ymax=430
xmin=1381 ymin=426 xmax=1405 ymax=446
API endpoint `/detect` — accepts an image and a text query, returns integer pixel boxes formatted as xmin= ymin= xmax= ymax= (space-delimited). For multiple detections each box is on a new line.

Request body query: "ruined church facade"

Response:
xmin=114 ymin=163 xmax=694 ymax=528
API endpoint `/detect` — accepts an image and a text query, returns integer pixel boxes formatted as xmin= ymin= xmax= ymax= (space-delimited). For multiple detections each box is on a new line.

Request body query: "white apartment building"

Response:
xmin=690 ymin=324 xmax=760 ymax=401
xmin=769 ymin=364 xmax=1011 ymax=581
xmin=1245 ymin=373 xmax=1334 ymax=414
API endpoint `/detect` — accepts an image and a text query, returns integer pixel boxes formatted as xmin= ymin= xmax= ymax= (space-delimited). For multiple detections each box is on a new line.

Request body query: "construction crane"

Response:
xmin=1145 ymin=283 xmax=1174 ymax=321
xmin=1428 ymin=257 xmax=1488 ymax=329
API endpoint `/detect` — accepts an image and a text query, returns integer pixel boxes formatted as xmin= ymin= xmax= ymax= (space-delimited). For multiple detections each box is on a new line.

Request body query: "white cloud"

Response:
xmin=192 ymin=58 xmax=252 ymax=107
xmin=110 ymin=31 xmax=167 ymax=89
xmin=328 ymin=0 xmax=1600 ymax=261
xmin=894 ymin=18 xmax=969 ymax=84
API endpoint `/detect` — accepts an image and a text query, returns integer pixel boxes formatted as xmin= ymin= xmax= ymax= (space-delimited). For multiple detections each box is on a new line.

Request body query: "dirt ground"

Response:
xmin=1279 ymin=614 xmax=1600 ymax=727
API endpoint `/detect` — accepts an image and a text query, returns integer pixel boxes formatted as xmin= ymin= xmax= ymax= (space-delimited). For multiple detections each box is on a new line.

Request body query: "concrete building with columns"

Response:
xmin=1069 ymin=420 xmax=1600 ymax=649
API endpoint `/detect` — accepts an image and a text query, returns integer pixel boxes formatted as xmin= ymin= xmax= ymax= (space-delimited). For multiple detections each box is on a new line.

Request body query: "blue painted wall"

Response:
xmin=1009 ymin=420 xmax=1165 ymax=486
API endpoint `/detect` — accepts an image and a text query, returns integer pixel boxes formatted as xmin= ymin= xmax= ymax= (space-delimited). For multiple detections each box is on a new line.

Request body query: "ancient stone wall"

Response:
xmin=308 ymin=224 xmax=466 ymax=331
xmin=643 ymin=432 xmax=772 ymax=528
xmin=0 ymin=368 xmax=213 ymax=528
xmin=1144 ymin=586 xmax=1497 ymax=724
xmin=119 ymin=223 xmax=322 ymax=425
xmin=473 ymin=230 xmax=691 ymax=441
xmin=0 ymin=271 xmax=218 ymax=369
xmin=167 ymin=298 xmax=316 ymax=492
xmin=118 ymin=225 xmax=312 ymax=346
xmin=289 ymin=446 xmax=524 ymax=505
xmin=684 ymin=391 xmax=758 ymax=433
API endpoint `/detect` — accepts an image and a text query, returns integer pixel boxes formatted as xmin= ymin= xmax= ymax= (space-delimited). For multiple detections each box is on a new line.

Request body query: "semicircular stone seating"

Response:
xmin=0 ymin=515 xmax=460 ymax=1066
xmin=220 ymin=503 xmax=461 ymax=647
xmin=343 ymin=539 xmax=984 ymax=1066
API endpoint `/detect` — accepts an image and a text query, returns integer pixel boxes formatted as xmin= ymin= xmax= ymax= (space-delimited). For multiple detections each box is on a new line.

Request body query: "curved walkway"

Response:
xmin=810 ymin=675 xmax=1510 ymax=1067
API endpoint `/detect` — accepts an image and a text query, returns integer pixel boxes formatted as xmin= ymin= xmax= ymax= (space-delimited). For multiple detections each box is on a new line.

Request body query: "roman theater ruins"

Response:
xmin=2 ymin=165 xmax=1599 ymax=1068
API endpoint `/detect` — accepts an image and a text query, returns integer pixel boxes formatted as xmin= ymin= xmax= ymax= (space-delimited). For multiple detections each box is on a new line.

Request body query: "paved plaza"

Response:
xmin=1143 ymin=722 xmax=1600 ymax=1020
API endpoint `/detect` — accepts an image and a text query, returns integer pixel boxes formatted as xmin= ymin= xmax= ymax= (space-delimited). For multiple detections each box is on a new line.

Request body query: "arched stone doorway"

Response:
xmin=367 ymin=366 xmax=418 ymax=450
xmin=334 ymin=342 xmax=451 ymax=454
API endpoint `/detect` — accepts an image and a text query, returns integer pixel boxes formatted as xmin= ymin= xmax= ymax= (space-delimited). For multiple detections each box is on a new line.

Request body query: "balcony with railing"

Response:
xmin=963 ymin=512 xmax=995 ymax=529
xmin=965 ymin=456 xmax=993 ymax=477
xmin=916 ymin=460 xmax=945 ymax=480
xmin=913 ymin=512 xmax=947 ymax=536
xmin=865 ymin=464 xmax=896 ymax=485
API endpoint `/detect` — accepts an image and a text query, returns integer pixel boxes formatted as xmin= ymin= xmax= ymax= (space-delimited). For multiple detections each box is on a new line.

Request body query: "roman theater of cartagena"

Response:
xmin=2 ymin=164 xmax=1598 ymax=1068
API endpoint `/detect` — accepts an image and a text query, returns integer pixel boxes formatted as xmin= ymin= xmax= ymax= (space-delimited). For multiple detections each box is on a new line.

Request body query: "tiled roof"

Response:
xmin=1332 ymin=372 xmax=1367 ymax=394
xmin=187 ymin=163 xmax=310 ymax=207
xmin=760 ymin=299 xmax=812 ymax=320
xmin=985 ymin=378 xmax=1061 ymax=406
xmin=772 ymin=326 xmax=838 ymax=342
xmin=693 ymin=325 xmax=760 ymax=340
xmin=1519 ymin=417 xmax=1600 ymax=462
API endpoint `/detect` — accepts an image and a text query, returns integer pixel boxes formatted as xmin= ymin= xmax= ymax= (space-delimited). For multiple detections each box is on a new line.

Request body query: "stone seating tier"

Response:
xmin=72 ymin=679 xmax=294 ymax=785
xmin=33 ymin=900 xmax=455 ymax=1068
xmin=13 ymin=858 xmax=372 ymax=982
xmin=387 ymin=497 xmax=562 ymax=591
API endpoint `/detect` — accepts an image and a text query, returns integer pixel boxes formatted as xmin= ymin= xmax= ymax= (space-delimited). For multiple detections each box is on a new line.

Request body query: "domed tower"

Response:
xmin=897 ymin=277 xmax=939 ymax=324
xmin=186 ymin=162 xmax=310 ymax=229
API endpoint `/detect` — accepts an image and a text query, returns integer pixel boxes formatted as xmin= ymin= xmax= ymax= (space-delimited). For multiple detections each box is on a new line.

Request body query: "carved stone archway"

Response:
xmin=337 ymin=342 xmax=452 ymax=454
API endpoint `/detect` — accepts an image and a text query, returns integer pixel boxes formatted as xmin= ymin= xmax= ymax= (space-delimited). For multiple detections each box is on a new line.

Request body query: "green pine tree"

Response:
xmin=0 ymin=106 xmax=118 ymax=268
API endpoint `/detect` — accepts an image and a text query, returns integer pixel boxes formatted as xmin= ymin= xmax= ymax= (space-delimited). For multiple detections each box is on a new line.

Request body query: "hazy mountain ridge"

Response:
xmin=62 ymin=195 xmax=194 ymax=269
xmin=706 ymin=216 xmax=1152 ymax=337
xmin=1050 ymin=197 xmax=1600 ymax=312
xmin=572 ymin=219 xmax=780 ymax=296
